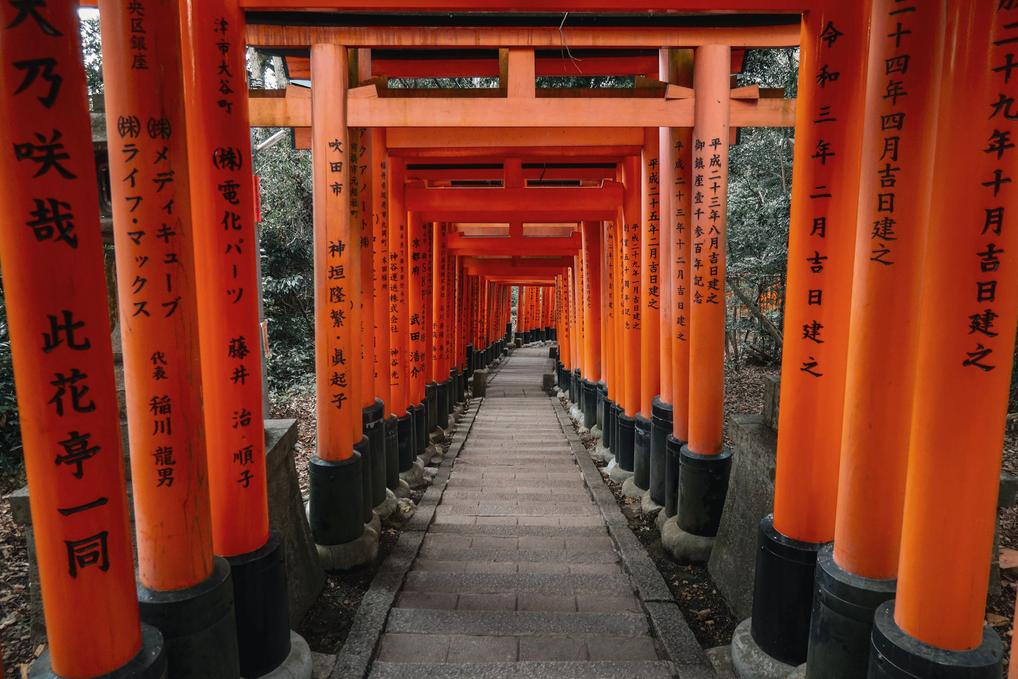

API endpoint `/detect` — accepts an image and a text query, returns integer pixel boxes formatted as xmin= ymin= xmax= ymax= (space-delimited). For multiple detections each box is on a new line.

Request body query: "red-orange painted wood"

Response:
xmin=388 ymin=160 xmax=409 ymax=414
xmin=772 ymin=4 xmax=870 ymax=544
xmin=311 ymin=43 xmax=357 ymax=459
xmin=640 ymin=128 xmax=661 ymax=417
xmin=621 ymin=156 xmax=642 ymax=416
xmin=0 ymin=2 xmax=142 ymax=673
xmin=832 ymin=0 xmax=944 ymax=581
xmin=101 ymin=0 xmax=214 ymax=590
xmin=894 ymin=0 xmax=1018 ymax=651
xmin=371 ymin=131 xmax=392 ymax=415
xmin=685 ymin=45 xmax=730 ymax=457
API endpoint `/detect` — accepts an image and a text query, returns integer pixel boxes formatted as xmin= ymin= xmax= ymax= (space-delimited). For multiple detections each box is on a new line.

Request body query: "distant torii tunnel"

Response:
xmin=1 ymin=2 xmax=1016 ymax=679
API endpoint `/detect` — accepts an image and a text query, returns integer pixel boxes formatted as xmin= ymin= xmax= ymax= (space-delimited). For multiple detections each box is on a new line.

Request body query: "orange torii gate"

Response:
xmin=6 ymin=2 xmax=1018 ymax=679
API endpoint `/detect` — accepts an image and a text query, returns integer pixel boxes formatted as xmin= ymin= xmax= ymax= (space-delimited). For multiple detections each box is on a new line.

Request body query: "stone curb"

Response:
xmin=552 ymin=397 xmax=716 ymax=678
xmin=329 ymin=396 xmax=484 ymax=679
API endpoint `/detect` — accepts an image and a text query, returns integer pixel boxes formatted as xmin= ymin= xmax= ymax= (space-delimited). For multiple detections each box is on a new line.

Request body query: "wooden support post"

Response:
xmin=181 ymin=1 xmax=295 ymax=673
xmin=803 ymin=3 xmax=946 ymax=676
xmin=352 ymin=125 xmax=375 ymax=415
xmin=581 ymin=221 xmax=602 ymax=427
xmin=886 ymin=0 xmax=1018 ymax=664
xmin=408 ymin=214 xmax=427 ymax=403
xmin=641 ymin=129 xmax=662 ymax=419
xmin=309 ymin=43 xmax=368 ymax=551
xmin=621 ymin=156 xmax=643 ymax=419
xmin=102 ymin=0 xmax=215 ymax=590
xmin=686 ymin=44 xmax=731 ymax=459
xmin=0 ymin=3 xmax=160 ymax=675
xmin=371 ymin=131 xmax=391 ymax=414
xmin=747 ymin=4 xmax=871 ymax=669
xmin=388 ymin=160 xmax=408 ymax=416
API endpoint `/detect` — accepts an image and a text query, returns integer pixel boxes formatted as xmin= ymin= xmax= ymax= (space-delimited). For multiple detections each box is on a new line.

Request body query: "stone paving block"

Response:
xmin=446 ymin=635 xmax=519 ymax=662
xmin=516 ymin=561 xmax=571 ymax=575
xmin=570 ymin=563 xmax=624 ymax=576
xmin=516 ymin=592 xmax=577 ymax=612
xmin=396 ymin=591 xmax=459 ymax=610
xmin=386 ymin=609 xmax=650 ymax=637
xmin=456 ymin=592 xmax=517 ymax=611
xmin=402 ymin=572 xmax=633 ymax=595
xmin=585 ymin=636 xmax=659 ymax=661
xmin=377 ymin=633 xmax=449 ymax=662
xmin=518 ymin=636 xmax=587 ymax=661
xmin=575 ymin=594 xmax=642 ymax=613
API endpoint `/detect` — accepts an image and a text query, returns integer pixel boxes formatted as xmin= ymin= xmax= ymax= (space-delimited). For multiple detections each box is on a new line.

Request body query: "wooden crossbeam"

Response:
xmin=249 ymin=91 xmax=795 ymax=128
xmin=241 ymin=1 xmax=806 ymax=9
xmin=245 ymin=24 xmax=801 ymax=50
xmin=446 ymin=234 xmax=581 ymax=256
xmin=407 ymin=184 xmax=620 ymax=221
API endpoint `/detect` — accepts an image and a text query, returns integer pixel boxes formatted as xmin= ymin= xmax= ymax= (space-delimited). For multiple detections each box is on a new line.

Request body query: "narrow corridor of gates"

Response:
xmin=368 ymin=347 xmax=674 ymax=678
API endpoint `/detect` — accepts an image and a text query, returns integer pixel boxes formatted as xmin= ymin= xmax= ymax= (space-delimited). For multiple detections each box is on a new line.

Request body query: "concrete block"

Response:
xmin=708 ymin=414 xmax=778 ymax=620
xmin=730 ymin=618 xmax=797 ymax=679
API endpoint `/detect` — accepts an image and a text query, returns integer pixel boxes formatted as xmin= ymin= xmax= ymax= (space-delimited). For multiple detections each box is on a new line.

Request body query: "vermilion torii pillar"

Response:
xmin=804 ymin=2 xmax=945 ymax=675
xmin=611 ymin=156 xmax=642 ymax=481
xmin=180 ymin=0 xmax=299 ymax=674
xmin=599 ymin=219 xmax=618 ymax=456
xmin=308 ymin=43 xmax=377 ymax=570
xmin=406 ymin=213 xmax=428 ymax=476
xmin=389 ymin=159 xmax=414 ymax=488
xmin=739 ymin=3 xmax=870 ymax=670
xmin=1 ymin=3 xmax=165 ymax=676
xmin=352 ymin=115 xmax=389 ymax=524
xmin=101 ymin=0 xmax=239 ymax=673
xmin=432 ymin=223 xmax=451 ymax=429
xmin=580 ymin=221 xmax=602 ymax=430
xmin=869 ymin=3 xmax=1018 ymax=675
xmin=372 ymin=132 xmax=401 ymax=503
xmin=672 ymin=44 xmax=733 ymax=562
xmin=661 ymin=48 xmax=694 ymax=523
xmin=628 ymin=128 xmax=661 ymax=499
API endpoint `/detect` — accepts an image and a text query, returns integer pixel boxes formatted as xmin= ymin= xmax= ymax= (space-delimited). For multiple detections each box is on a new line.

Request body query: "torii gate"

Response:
xmin=2 ymin=2 xmax=1017 ymax=679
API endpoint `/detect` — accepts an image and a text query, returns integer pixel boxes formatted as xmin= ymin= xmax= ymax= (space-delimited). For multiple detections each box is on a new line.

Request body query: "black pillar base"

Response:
xmin=676 ymin=444 xmax=731 ymax=536
xmin=601 ymin=397 xmax=614 ymax=449
xmin=582 ymin=379 xmax=597 ymax=429
xmin=596 ymin=383 xmax=606 ymax=431
xmin=750 ymin=515 xmax=825 ymax=666
xmin=465 ymin=344 xmax=474 ymax=379
xmin=437 ymin=379 xmax=450 ymax=429
xmin=617 ymin=413 xmax=636 ymax=472
xmin=425 ymin=383 xmax=438 ymax=434
xmin=355 ymin=436 xmax=373 ymax=524
xmin=633 ymin=414 xmax=652 ymax=491
xmin=456 ymin=369 xmax=466 ymax=403
xmin=138 ymin=557 xmax=239 ymax=679
xmin=610 ymin=403 xmax=623 ymax=457
xmin=664 ymin=435 xmax=684 ymax=518
xmin=384 ymin=414 xmax=399 ymax=489
xmin=228 ymin=532 xmax=291 ymax=678
xmin=396 ymin=413 xmax=413 ymax=473
xmin=869 ymin=601 xmax=1002 ymax=678
xmin=309 ymin=452 xmax=364 ymax=545
xmin=649 ymin=397 xmax=672 ymax=506
xmin=30 ymin=623 xmax=167 ymax=679
xmin=571 ymin=369 xmax=581 ymax=404
xmin=805 ymin=545 xmax=895 ymax=679
xmin=411 ymin=402 xmax=426 ymax=458
xmin=363 ymin=399 xmax=386 ymax=507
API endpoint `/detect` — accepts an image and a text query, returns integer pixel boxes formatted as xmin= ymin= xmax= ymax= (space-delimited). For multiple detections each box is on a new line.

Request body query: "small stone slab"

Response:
xmin=385 ymin=609 xmax=650 ymax=637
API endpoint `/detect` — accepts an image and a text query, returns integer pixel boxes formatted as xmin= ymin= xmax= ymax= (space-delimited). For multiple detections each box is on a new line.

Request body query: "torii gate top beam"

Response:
xmin=240 ymin=2 xmax=806 ymax=12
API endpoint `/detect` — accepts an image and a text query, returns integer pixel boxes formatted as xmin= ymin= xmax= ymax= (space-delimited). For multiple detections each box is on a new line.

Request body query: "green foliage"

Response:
xmin=252 ymin=129 xmax=318 ymax=397
xmin=81 ymin=17 xmax=103 ymax=103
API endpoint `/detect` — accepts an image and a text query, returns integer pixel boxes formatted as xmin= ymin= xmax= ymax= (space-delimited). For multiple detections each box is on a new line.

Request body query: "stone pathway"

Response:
xmin=366 ymin=347 xmax=677 ymax=678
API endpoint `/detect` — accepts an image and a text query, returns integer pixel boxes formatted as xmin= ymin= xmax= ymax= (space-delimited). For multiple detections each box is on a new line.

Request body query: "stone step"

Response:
xmin=431 ymin=515 xmax=602 ymax=529
xmin=440 ymin=490 xmax=590 ymax=502
xmin=434 ymin=505 xmax=599 ymax=518
xmin=416 ymin=547 xmax=619 ymax=564
xmin=386 ymin=609 xmax=650 ymax=638
xmin=423 ymin=533 xmax=614 ymax=552
xmin=402 ymin=571 xmax=632 ymax=595
xmin=408 ymin=559 xmax=622 ymax=578
xmin=427 ymin=523 xmax=606 ymax=538
xmin=396 ymin=590 xmax=640 ymax=612
xmin=369 ymin=660 xmax=675 ymax=678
